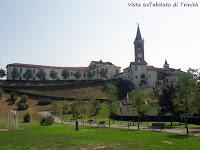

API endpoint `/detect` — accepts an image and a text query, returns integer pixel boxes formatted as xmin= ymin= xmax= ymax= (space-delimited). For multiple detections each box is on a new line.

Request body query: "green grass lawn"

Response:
xmin=0 ymin=123 xmax=200 ymax=150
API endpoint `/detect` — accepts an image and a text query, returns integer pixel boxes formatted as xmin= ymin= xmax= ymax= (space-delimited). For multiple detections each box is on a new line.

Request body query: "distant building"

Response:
xmin=6 ymin=61 xmax=121 ymax=81
xmin=121 ymin=25 xmax=181 ymax=88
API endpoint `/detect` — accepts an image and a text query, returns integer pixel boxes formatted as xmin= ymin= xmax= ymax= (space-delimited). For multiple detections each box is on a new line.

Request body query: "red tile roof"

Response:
xmin=6 ymin=63 xmax=89 ymax=72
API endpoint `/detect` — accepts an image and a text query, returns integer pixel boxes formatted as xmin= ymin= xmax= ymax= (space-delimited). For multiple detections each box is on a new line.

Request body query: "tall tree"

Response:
xmin=177 ymin=68 xmax=199 ymax=134
xmin=62 ymin=69 xmax=70 ymax=80
xmin=49 ymin=70 xmax=57 ymax=80
xmin=74 ymin=72 xmax=81 ymax=80
xmin=23 ymin=69 xmax=33 ymax=80
xmin=11 ymin=68 xmax=20 ymax=80
xmin=159 ymin=83 xmax=177 ymax=126
xmin=71 ymin=97 xmax=82 ymax=131
xmin=129 ymin=89 xmax=146 ymax=130
xmin=0 ymin=69 xmax=6 ymax=79
xmin=105 ymin=83 xmax=118 ymax=127
xmin=99 ymin=68 xmax=108 ymax=79
xmin=36 ymin=69 xmax=46 ymax=80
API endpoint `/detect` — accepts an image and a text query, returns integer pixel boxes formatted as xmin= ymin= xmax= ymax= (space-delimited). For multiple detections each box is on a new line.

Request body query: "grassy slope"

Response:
xmin=20 ymin=85 xmax=107 ymax=99
xmin=0 ymin=123 xmax=200 ymax=150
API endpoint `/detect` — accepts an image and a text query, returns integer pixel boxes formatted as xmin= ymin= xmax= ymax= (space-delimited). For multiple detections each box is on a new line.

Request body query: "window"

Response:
xmin=116 ymin=69 xmax=118 ymax=74
xmin=71 ymin=72 xmax=73 ymax=76
xmin=93 ymin=71 xmax=95 ymax=76
xmin=135 ymin=75 xmax=138 ymax=79
xmin=20 ymin=68 xmax=22 ymax=73
xmin=138 ymin=45 xmax=141 ymax=49
xmin=97 ymin=70 xmax=99 ymax=75
xmin=135 ymin=66 xmax=137 ymax=71
xmin=84 ymin=73 xmax=85 ymax=78
xmin=149 ymin=74 xmax=151 ymax=79
xmin=33 ymin=69 xmax=35 ymax=74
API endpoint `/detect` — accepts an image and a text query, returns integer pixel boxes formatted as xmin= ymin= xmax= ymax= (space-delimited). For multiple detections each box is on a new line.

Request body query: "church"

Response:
xmin=120 ymin=25 xmax=181 ymax=88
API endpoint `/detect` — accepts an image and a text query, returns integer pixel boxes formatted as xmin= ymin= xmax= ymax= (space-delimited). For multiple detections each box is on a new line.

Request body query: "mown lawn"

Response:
xmin=0 ymin=123 xmax=200 ymax=150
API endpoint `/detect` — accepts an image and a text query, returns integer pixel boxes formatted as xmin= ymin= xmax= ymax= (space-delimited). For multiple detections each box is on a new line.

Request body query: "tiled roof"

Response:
xmin=6 ymin=63 xmax=89 ymax=72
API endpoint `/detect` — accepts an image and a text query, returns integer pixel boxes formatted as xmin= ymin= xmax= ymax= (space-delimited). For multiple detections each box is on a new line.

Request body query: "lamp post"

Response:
xmin=185 ymin=91 xmax=189 ymax=134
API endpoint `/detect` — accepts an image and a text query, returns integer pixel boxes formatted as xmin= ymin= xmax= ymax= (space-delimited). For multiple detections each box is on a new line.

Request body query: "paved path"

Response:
xmin=37 ymin=112 xmax=200 ymax=136
xmin=62 ymin=121 xmax=200 ymax=136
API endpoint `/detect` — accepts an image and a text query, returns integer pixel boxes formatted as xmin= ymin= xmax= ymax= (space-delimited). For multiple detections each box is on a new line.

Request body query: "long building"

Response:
xmin=6 ymin=61 xmax=121 ymax=81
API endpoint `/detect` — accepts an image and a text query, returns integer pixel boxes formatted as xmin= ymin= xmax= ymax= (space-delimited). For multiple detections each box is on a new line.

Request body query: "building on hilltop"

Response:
xmin=6 ymin=61 xmax=121 ymax=81
xmin=6 ymin=25 xmax=181 ymax=88
xmin=121 ymin=25 xmax=181 ymax=88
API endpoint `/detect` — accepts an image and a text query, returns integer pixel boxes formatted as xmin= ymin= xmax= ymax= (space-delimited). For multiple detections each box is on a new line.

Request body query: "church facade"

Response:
xmin=120 ymin=25 xmax=181 ymax=88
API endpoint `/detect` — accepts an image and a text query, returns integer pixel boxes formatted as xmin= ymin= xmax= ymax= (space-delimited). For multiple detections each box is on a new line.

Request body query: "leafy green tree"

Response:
xmin=129 ymin=89 xmax=146 ymax=130
xmin=49 ymin=70 xmax=57 ymax=80
xmin=23 ymin=69 xmax=33 ymax=80
xmin=74 ymin=72 xmax=81 ymax=80
xmin=152 ymin=84 xmax=162 ymax=122
xmin=99 ymin=68 xmax=107 ymax=79
xmin=71 ymin=97 xmax=82 ymax=130
xmin=87 ymin=71 xmax=94 ymax=80
xmin=115 ymin=80 xmax=135 ymax=99
xmin=62 ymin=69 xmax=70 ymax=80
xmin=0 ymin=69 xmax=6 ymax=79
xmin=36 ymin=69 xmax=46 ymax=80
xmin=105 ymin=83 xmax=118 ymax=127
xmin=177 ymin=68 xmax=199 ymax=134
xmin=11 ymin=68 xmax=20 ymax=80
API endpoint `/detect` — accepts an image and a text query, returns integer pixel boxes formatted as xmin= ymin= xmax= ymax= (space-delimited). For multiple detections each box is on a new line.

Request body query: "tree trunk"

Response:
xmin=179 ymin=115 xmax=182 ymax=125
xmin=132 ymin=112 xmax=134 ymax=126
xmin=75 ymin=120 xmax=78 ymax=131
xmin=109 ymin=117 xmax=111 ymax=128
xmin=137 ymin=115 xmax=140 ymax=130
xmin=170 ymin=113 xmax=173 ymax=126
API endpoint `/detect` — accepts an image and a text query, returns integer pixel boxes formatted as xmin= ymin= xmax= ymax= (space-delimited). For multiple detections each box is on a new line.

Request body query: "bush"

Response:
xmin=38 ymin=98 xmax=51 ymax=106
xmin=17 ymin=103 xmax=29 ymax=111
xmin=19 ymin=95 xmax=28 ymax=103
xmin=23 ymin=113 xmax=30 ymax=123
xmin=0 ymin=88 xmax=3 ymax=99
xmin=40 ymin=115 xmax=54 ymax=126
xmin=10 ymin=92 xmax=17 ymax=104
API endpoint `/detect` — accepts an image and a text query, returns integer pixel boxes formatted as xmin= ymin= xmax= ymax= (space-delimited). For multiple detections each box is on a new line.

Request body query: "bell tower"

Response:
xmin=134 ymin=25 xmax=145 ymax=63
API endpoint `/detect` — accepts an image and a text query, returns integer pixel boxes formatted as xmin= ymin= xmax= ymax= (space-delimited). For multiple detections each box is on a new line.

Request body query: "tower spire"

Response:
xmin=135 ymin=24 xmax=142 ymax=41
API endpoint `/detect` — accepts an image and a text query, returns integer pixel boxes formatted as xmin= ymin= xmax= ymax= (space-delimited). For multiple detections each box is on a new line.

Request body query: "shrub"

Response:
xmin=19 ymin=95 xmax=28 ymax=103
xmin=17 ymin=103 xmax=29 ymax=111
xmin=0 ymin=88 xmax=3 ymax=99
xmin=10 ymin=92 xmax=17 ymax=104
xmin=38 ymin=98 xmax=51 ymax=106
xmin=40 ymin=115 xmax=54 ymax=126
xmin=23 ymin=113 xmax=30 ymax=123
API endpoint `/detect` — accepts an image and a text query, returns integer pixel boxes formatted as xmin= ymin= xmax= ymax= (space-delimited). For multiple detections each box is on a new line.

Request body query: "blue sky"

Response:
xmin=0 ymin=0 xmax=200 ymax=71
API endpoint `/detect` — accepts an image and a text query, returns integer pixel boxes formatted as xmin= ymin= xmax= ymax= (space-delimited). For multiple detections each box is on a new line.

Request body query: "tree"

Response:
xmin=105 ymin=83 xmax=118 ymax=127
xmin=23 ymin=69 xmax=33 ymax=80
xmin=62 ymin=69 xmax=70 ymax=80
xmin=177 ymin=68 xmax=199 ymax=134
xmin=49 ymin=70 xmax=57 ymax=80
xmin=129 ymin=89 xmax=146 ymax=130
xmin=71 ymin=97 xmax=82 ymax=131
xmin=115 ymin=79 xmax=135 ymax=99
xmin=99 ymin=68 xmax=107 ymax=79
xmin=159 ymin=83 xmax=177 ymax=126
xmin=152 ymin=84 xmax=162 ymax=122
xmin=74 ymin=72 xmax=81 ymax=80
xmin=11 ymin=68 xmax=20 ymax=80
xmin=0 ymin=69 xmax=6 ymax=79
xmin=36 ymin=69 xmax=46 ymax=80
xmin=87 ymin=71 xmax=94 ymax=80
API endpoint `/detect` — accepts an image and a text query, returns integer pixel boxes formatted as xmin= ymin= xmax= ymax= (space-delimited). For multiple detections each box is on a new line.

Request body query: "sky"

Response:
xmin=0 ymin=0 xmax=200 ymax=71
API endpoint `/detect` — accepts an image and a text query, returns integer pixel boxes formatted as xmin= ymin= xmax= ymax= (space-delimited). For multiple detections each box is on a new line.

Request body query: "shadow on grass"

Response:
xmin=169 ymin=134 xmax=190 ymax=139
